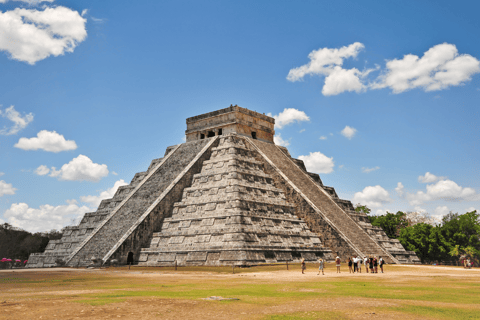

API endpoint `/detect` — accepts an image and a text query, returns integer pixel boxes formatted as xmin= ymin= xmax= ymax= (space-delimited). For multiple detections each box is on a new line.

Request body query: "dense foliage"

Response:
xmin=0 ymin=223 xmax=63 ymax=262
xmin=361 ymin=207 xmax=480 ymax=264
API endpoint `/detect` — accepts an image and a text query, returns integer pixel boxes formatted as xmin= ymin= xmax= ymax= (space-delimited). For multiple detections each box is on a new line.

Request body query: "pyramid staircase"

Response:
xmin=248 ymin=138 xmax=400 ymax=263
xmin=139 ymin=134 xmax=333 ymax=266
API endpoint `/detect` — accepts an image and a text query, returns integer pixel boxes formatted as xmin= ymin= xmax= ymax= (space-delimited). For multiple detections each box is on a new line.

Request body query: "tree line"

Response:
xmin=356 ymin=205 xmax=480 ymax=265
xmin=0 ymin=223 xmax=63 ymax=264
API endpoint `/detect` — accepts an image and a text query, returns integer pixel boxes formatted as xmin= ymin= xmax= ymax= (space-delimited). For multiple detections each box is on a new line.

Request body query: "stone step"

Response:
xmin=248 ymin=138 xmax=398 ymax=264
xmin=65 ymin=138 xmax=215 ymax=267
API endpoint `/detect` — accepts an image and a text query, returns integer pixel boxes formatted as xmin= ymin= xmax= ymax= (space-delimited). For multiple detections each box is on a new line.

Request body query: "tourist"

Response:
xmin=317 ymin=258 xmax=324 ymax=275
xmin=353 ymin=256 xmax=358 ymax=273
xmin=364 ymin=257 xmax=369 ymax=273
xmin=358 ymin=256 xmax=362 ymax=273
xmin=301 ymin=258 xmax=306 ymax=274
xmin=369 ymin=256 xmax=374 ymax=273
xmin=373 ymin=256 xmax=378 ymax=273
xmin=379 ymin=257 xmax=385 ymax=273
xmin=336 ymin=256 xmax=341 ymax=273
xmin=348 ymin=257 xmax=353 ymax=273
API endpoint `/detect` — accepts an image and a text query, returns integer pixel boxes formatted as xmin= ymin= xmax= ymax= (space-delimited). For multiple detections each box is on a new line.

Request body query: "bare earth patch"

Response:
xmin=1 ymin=264 xmax=479 ymax=320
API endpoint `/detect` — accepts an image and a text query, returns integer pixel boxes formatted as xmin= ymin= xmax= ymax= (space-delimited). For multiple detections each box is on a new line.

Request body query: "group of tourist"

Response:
xmin=300 ymin=256 xmax=385 ymax=275
xmin=345 ymin=256 xmax=385 ymax=273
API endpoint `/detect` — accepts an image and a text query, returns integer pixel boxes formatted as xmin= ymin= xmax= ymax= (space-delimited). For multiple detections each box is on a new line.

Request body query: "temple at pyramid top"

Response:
xmin=185 ymin=105 xmax=275 ymax=143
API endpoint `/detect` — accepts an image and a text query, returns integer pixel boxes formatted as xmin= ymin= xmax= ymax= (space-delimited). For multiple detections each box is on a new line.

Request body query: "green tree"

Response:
xmin=370 ymin=211 xmax=409 ymax=238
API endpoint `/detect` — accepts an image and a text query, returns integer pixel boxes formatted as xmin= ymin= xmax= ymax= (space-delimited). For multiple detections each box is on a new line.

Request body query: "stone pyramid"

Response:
xmin=138 ymin=134 xmax=332 ymax=266
xmin=26 ymin=105 xmax=419 ymax=268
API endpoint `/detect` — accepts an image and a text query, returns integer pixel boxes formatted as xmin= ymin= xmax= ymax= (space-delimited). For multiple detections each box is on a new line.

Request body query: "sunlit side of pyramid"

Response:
xmin=26 ymin=105 xmax=419 ymax=268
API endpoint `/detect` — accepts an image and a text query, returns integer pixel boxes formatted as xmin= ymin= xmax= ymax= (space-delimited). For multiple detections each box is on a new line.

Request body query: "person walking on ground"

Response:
xmin=353 ymin=256 xmax=358 ymax=273
xmin=379 ymin=257 xmax=385 ymax=273
xmin=301 ymin=258 xmax=306 ymax=274
xmin=317 ymin=258 xmax=324 ymax=275
xmin=364 ymin=257 xmax=369 ymax=273
xmin=369 ymin=256 xmax=374 ymax=273
xmin=358 ymin=256 xmax=362 ymax=273
xmin=373 ymin=256 xmax=378 ymax=273
xmin=336 ymin=256 xmax=341 ymax=273
xmin=348 ymin=257 xmax=353 ymax=273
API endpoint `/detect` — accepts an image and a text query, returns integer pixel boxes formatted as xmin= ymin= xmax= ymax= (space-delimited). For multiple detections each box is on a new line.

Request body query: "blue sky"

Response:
xmin=0 ymin=0 xmax=479 ymax=232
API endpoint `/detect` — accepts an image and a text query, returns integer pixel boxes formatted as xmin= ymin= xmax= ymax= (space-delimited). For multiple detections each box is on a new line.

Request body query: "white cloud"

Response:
xmin=274 ymin=133 xmax=290 ymax=147
xmin=319 ymin=136 xmax=327 ymax=140
xmin=3 ymin=201 xmax=90 ymax=232
xmin=418 ymin=172 xmax=445 ymax=183
xmin=434 ymin=205 xmax=450 ymax=217
xmin=0 ymin=6 xmax=87 ymax=65
xmin=466 ymin=207 xmax=476 ymax=213
xmin=270 ymin=108 xmax=310 ymax=129
xmin=299 ymin=129 xmax=305 ymax=133
xmin=395 ymin=182 xmax=404 ymax=196
xmin=352 ymin=185 xmax=392 ymax=208
xmin=406 ymin=179 xmax=477 ymax=205
xmin=15 ymin=130 xmax=77 ymax=152
xmin=362 ymin=166 xmax=380 ymax=173
xmin=111 ymin=171 xmax=118 ymax=176
xmin=414 ymin=206 xmax=427 ymax=213
xmin=322 ymin=66 xmax=366 ymax=96
xmin=80 ymin=179 xmax=128 ymax=208
xmin=0 ymin=172 xmax=4 ymax=176
xmin=47 ymin=155 xmax=109 ymax=182
xmin=35 ymin=165 xmax=50 ymax=176
xmin=373 ymin=43 xmax=480 ymax=93
xmin=287 ymin=42 xmax=371 ymax=96
xmin=341 ymin=125 xmax=357 ymax=139
xmin=298 ymin=151 xmax=334 ymax=174
xmin=0 ymin=180 xmax=16 ymax=196
xmin=0 ymin=105 xmax=33 ymax=135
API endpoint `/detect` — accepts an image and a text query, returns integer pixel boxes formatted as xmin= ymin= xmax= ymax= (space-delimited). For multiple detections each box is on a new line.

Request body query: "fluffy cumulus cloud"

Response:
xmin=45 ymin=155 xmax=109 ymax=182
xmin=395 ymin=182 xmax=405 ymax=196
xmin=466 ymin=206 xmax=476 ymax=213
xmin=3 ymin=201 xmax=90 ymax=232
xmin=373 ymin=43 xmax=480 ymax=93
xmin=434 ymin=205 xmax=450 ymax=217
xmin=269 ymin=108 xmax=310 ymax=129
xmin=288 ymin=43 xmax=480 ymax=96
xmin=287 ymin=42 xmax=370 ymax=96
xmin=298 ymin=151 xmax=334 ymax=174
xmin=362 ymin=166 xmax=380 ymax=173
xmin=15 ymin=130 xmax=77 ymax=152
xmin=80 ymin=179 xmax=128 ymax=208
xmin=273 ymin=133 xmax=290 ymax=147
xmin=406 ymin=179 xmax=477 ymax=205
xmin=418 ymin=172 xmax=445 ymax=183
xmin=0 ymin=105 xmax=33 ymax=135
xmin=341 ymin=125 xmax=357 ymax=139
xmin=352 ymin=185 xmax=392 ymax=208
xmin=0 ymin=6 xmax=87 ymax=64
xmin=0 ymin=180 xmax=16 ymax=196
xmin=35 ymin=165 xmax=50 ymax=176
xmin=319 ymin=136 xmax=327 ymax=140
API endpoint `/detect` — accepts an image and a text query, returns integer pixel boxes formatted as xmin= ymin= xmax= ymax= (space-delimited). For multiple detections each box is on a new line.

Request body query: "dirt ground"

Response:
xmin=1 ymin=264 xmax=479 ymax=320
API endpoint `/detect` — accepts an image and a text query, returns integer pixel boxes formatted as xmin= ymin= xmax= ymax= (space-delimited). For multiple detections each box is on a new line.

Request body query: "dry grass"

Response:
xmin=0 ymin=263 xmax=479 ymax=319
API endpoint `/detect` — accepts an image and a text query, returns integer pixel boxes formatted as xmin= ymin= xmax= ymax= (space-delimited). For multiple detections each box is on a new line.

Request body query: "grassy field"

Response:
xmin=0 ymin=263 xmax=479 ymax=319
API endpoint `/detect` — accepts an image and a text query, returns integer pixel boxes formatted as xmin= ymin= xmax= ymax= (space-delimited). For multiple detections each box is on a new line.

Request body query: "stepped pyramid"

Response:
xmin=26 ymin=106 xmax=418 ymax=268
xmin=139 ymin=134 xmax=332 ymax=266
